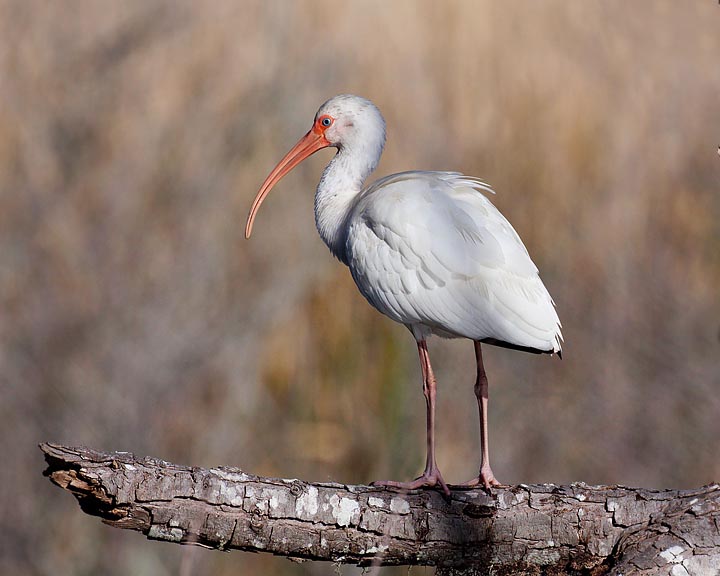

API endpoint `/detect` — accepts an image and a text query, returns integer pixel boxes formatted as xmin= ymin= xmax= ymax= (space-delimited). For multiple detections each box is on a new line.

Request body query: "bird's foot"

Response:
xmin=372 ymin=469 xmax=450 ymax=497
xmin=454 ymin=465 xmax=502 ymax=492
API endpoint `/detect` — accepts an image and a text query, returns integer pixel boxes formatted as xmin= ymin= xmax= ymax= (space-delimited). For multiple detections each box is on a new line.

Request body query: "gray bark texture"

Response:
xmin=41 ymin=443 xmax=720 ymax=575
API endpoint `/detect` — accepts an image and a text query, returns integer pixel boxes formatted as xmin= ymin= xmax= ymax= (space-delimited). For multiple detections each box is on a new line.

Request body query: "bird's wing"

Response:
xmin=347 ymin=171 xmax=562 ymax=353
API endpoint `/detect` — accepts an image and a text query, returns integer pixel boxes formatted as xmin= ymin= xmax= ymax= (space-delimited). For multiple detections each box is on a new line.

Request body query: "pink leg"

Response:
xmin=373 ymin=340 xmax=450 ymax=496
xmin=458 ymin=342 xmax=501 ymax=489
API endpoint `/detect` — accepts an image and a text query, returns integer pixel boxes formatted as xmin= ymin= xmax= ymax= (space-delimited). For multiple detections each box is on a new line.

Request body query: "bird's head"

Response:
xmin=245 ymin=94 xmax=385 ymax=239
xmin=314 ymin=94 xmax=386 ymax=153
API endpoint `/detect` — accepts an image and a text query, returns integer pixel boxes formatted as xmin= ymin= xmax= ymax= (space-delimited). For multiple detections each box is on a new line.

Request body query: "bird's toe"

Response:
xmin=372 ymin=471 xmax=450 ymax=496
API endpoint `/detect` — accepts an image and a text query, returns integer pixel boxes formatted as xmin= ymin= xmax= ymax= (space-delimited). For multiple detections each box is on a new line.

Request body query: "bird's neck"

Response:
xmin=314 ymin=145 xmax=378 ymax=264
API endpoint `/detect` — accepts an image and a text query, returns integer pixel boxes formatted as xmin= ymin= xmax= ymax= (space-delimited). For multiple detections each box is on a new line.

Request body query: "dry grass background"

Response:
xmin=1 ymin=1 xmax=719 ymax=575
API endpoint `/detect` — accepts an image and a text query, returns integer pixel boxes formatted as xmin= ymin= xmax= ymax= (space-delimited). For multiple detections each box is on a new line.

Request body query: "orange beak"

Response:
xmin=245 ymin=127 xmax=331 ymax=239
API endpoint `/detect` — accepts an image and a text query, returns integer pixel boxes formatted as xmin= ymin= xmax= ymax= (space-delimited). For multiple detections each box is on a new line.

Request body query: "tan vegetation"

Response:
xmin=2 ymin=1 xmax=719 ymax=575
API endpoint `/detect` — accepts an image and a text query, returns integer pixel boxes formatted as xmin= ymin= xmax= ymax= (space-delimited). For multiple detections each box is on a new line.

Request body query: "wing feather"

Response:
xmin=346 ymin=171 xmax=562 ymax=353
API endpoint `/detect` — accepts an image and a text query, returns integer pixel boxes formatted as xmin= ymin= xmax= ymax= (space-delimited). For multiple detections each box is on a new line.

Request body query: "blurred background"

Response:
xmin=2 ymin=1 xmax=719 ymax=574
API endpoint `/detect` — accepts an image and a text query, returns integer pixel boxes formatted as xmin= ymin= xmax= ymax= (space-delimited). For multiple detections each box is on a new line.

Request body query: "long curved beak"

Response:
xmin=245 ymin=128 xmax=331 ymax=239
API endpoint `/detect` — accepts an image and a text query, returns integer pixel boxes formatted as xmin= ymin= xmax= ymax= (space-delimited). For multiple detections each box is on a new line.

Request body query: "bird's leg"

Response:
xmin=457 ymin=341 xmax=501 ymax=489
xmin=372 ymin=340 xmax=450 ymax=496
xmin=416 ymin=340 xmax=449 ymax=492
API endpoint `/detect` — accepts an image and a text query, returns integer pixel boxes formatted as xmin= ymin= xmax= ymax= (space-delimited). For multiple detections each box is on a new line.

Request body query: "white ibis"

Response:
xmin=246 ymin=95 xmax=562 ymax=494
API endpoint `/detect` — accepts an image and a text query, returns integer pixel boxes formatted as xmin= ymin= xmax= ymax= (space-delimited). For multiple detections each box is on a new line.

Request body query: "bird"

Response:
xmin=245 ymin=94 xmax=562 ymax=495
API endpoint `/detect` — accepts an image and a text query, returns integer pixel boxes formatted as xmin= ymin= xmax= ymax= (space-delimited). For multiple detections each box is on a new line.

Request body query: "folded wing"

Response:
xmin=346 ymin=171 xmax=562 ymax=353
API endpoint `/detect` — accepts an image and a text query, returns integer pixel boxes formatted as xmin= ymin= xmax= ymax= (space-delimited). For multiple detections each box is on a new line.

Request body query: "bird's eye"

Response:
xmin=320 ymin=116 xmax=333 ymax=127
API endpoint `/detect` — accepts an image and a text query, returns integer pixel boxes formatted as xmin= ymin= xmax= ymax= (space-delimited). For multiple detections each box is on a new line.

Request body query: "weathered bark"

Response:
xmin=41 ymin=443 xmax=720 ymax=575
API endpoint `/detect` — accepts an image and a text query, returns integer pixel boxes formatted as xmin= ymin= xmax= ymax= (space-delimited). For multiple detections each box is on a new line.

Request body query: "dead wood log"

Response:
xmin=40 ymin=443 xmax=720 ymax=575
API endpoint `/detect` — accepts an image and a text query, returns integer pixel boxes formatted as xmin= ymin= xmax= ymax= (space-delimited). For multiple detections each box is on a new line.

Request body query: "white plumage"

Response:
xmin=347 ymin=171 xmax=562 ymax=352
xmin=246 ymin=94 xmax=562 ymax=493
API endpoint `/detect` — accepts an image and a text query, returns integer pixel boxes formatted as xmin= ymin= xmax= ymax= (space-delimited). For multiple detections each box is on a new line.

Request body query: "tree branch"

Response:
xmin=40 ymin=443 xmax=720 ymax=575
